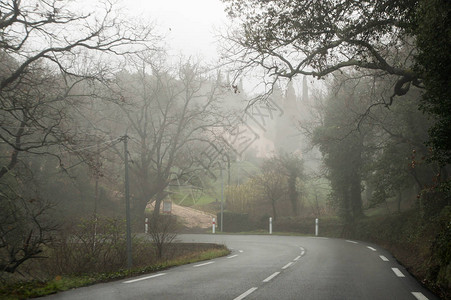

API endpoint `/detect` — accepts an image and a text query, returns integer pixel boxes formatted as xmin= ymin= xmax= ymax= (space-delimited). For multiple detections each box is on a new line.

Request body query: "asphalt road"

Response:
xmin=44 ymin=234 xmax=439 ymax=300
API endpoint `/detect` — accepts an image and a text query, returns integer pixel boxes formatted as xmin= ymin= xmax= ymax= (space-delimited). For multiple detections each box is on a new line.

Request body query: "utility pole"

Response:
xmin=93 ymin=141 xmax=100 ymax=252
xmin=123 ymin=135 xmax=133 ymax=268
xmin=220 ymin=165 xmax=224 ymax=232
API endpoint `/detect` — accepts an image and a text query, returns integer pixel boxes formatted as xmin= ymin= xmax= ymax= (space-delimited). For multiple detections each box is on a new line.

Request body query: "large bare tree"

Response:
xmin=0 ymin=0 xmax=157 ymax=273
xmin=0 ymin=0 xmax=157 ymax=179
xmin=220 ymin=0 xmax=419 ymax=100
xmin=112 ymin=55 xmax=229 ymax=226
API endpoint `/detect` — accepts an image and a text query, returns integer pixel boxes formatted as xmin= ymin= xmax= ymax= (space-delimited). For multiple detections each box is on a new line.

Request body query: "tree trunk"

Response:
xmin=152 ymin=191 xmax=167 ymax=226
xmin=397 ymin=189 xmax=402 ymax=213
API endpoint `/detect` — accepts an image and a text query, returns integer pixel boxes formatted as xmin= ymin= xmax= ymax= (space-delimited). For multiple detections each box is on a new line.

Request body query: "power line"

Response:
xmin=60 ymin=137 xmax=122 ymax=154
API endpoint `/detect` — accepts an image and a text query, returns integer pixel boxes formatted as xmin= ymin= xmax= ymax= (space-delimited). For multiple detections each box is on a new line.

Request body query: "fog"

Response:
xmin=1 ymin=1 xmax=449 ymax=297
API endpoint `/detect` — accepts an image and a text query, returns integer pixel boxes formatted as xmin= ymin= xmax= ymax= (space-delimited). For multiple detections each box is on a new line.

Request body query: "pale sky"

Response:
xmin=123 ymin=0 xmax=229 ymax=62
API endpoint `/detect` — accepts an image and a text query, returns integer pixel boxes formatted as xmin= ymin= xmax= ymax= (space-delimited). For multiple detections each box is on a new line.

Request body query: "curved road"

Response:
xmin=45 ymin=234 xmax=438 ymax=300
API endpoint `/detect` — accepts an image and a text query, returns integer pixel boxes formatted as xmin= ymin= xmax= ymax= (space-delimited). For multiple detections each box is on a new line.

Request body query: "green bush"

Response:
xmin=216 ymin=211 xmax=253 ymax=232
xmin=271 ymin=216 xmax=342 ymax=236
xmin=429 ymin=206 xmax=451 ymax=294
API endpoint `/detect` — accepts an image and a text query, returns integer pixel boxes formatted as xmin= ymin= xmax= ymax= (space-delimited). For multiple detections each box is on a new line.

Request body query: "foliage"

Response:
xmin=0 ymin=0 xmax=156 ymax=180
xmin=216 ymin=211 xmax=252 ymax=232
xmin=253 ymin=160 xmax=287 ymax=221
xmin=311 ymin=76 xmax=370 ymax=223
xmin=147 ymin=214 xmax=178 ymax=258
xmin=273 ymin=152 xmax=305 ymax=216
xmin=222 ymin=0 xmax=451 ymax=174
xmin=222 ymin=0 xmax=419 ymax=98
xmin=225 ymin=153 xmax=305 ymax=221
xmin=429 ymin=206 xmax=451 ymax=295
xmin=252 ymin=154 xmax=305 ymax=220
xmin=365 ymin=91 xmax=435 ymax=212
xmin=415 ymin=0 xmax=451 ymax=165
xmin=111 ymin=56 xmax=230 ymax=225
xmin=48 ymin=216 xmax=130 ymax=275
xmin=225 ymin=180 xmax=259 ymax=214
xmin=0 ymin=244 xmax=230 ymax=299
xmin=0 ymin=182 xmax=57 ymax=273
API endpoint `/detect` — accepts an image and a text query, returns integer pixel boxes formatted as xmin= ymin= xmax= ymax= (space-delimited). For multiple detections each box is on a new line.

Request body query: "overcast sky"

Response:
xmin=124 ymin=0 xmax=229 ymax=62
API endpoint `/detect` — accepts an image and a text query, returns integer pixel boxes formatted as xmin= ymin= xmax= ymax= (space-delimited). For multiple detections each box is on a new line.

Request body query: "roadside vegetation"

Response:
xmin=0 ymin=215 xmax=229 ymax=299
xmin=1 ymin=0 xmax=450 ymax=299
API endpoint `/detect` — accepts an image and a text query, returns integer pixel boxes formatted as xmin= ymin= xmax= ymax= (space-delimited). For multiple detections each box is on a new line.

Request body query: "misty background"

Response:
xmin=0 ymin=0 xmax=449 ymax=298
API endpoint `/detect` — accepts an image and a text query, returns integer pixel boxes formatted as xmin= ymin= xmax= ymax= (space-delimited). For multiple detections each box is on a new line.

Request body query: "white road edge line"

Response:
xmin=392 ymin=267 xmax=405 ymax=277
xmin=294 ymin=255 xmax=302 ymax=261
xmin=282 ymin=262 xmax=293 ymax=269
xmin=193 ymin=261 xmax=214 ymax=268
xmin=300 ymin=250 xmax=305 ymax=256
xmin=379 ymin=255 xmax=389 ymax=261
xmin=227 ymin=254 xmax=238 ymax=259
xmin=263 ymin=272 xmax=280 ymax=282
xmin=123 ymin=273 xmax=166 ymax=284
xmin=346 ymin=240 xmax=358 ymax=244
xmin=234 ymin=287 xmax=258 ymax=300
xmin=412 ymin=292 xmax=429 ymax=300
xmin=367 ymin=246 xmax=377 ymax=251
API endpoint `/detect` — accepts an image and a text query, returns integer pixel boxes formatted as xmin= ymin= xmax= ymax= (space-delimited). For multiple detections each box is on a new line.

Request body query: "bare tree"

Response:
xmin=0 ymin=0 xmax=158 ymax=273
xmin=254 ymin=160 xmax=287 ymax=221
xmin=147 ymin=215 xmax=177 ymax=259
xmin=220 ymin=0 xmax=420 ymax=102
xmin=0 ymin=183 xmax=57 ymax=273
xmin=111 ymin=55 xmax=229 ymax=226
xmin=0 ymin=0 xmax=158 ymax=180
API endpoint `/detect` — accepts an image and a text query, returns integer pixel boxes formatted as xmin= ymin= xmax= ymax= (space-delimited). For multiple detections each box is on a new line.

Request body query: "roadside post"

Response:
xmin=123 ymin=135 xmax=132 ymax=269
xmin=269 ymin=217 xmax=273 ymax=235
xmin=212 ymin=217 xmax=216 ymax=234
xmin=315 ymin=218 xmax=319 ymax=236
xmin=145 ymin=217 xmax=149 ymax=234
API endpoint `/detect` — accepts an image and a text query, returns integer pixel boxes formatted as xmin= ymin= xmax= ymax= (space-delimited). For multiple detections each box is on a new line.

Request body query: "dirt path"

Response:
xmin=147 ymin=202 xmax=215 ymax=229
xmin=171 ymin=204 xmax=215 ymax=229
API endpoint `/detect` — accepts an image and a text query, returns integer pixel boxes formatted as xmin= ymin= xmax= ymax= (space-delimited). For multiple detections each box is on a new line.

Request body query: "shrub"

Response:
xmin=147 ymin=214 xmax=178 ymax=258
xmin=46 ymin=216 xmax=130 ymax=275
xmin=217 ymin=211 xmax=253 ymax=232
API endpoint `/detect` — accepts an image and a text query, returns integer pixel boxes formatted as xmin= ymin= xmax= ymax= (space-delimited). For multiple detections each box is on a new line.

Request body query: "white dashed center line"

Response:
xmin=193 ymin=261 xmax=214 ymax=268
xmin=392 ymin=267 xmax=405 ymax=277
xmin=294 ymin=255 xmax=301 ymax=261
xmin=123 ymin=273 xmax=166 ymax=284
xmin=379 ymin=255 xmax=389 ymax=261
xmin=367 ymin=246 xmax=377 ymax=251
xmin=282 ymin=262 xmax=293 ymax=269
xmin=227 ymin=254 xmax=238 ymax=259
xmin=299 ymin=247 xmax=306 ymax=256
xmin=234 ymin=287 xmax=258 ymax=300
xmin=412 ymin=292 xmax=429 ymax=300
xmin=346 ymin=240 xmax=358 ymax=244
xmin=263 ymin=272 xmax=280 ymax=282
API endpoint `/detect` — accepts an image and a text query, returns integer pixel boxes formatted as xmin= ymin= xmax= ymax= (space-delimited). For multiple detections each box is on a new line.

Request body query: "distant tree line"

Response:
xmin=221 ymin=0 xmax=451 ymax=222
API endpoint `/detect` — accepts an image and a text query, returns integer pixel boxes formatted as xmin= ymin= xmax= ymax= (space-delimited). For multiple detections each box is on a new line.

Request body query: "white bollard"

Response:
xmin=315 ymin=218 xmax=319 ymax=236
xmin=145 ymin=217 xmax=148 ymax=234
xmin=212 ymin=217 xmax=216 ymax=234
xmin=269 ymin=217 xmax=273 ymax=235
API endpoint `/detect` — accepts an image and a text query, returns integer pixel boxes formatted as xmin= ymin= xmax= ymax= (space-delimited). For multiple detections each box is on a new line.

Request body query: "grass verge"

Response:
xmin=0 ymin=245 xmax=230 ymax=299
